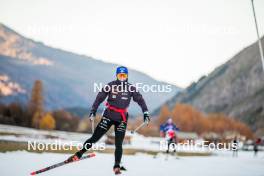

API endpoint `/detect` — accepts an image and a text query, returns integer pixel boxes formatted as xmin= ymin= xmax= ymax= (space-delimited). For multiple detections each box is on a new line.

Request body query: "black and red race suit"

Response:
xmin=80 ymin=79 xmax=148 ymax=166
xmin=91 ymin=80 xmax=148 ymax=122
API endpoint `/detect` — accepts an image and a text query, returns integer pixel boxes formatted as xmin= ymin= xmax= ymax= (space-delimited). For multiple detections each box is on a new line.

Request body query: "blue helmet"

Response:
xmin=116 ymin=66 xmax=128 ymax=75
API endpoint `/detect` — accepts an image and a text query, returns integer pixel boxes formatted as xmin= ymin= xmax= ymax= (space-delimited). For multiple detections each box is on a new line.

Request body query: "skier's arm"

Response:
xmin=131 ymin=87 xmax=148 ymax=113
xmin=91 ymin=85 xmax=109 ymax=113
xmin=173 ymin=124 xmax=180 ymax=131
xmin=160 ymin=125 xmax=165 ymax=137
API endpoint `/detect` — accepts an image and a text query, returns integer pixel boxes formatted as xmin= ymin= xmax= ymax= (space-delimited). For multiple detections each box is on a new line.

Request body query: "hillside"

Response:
xmin=153 ymin=37 xmax=264 ymax=133
xmin=0 ymin=23 xmax=181 ymax=116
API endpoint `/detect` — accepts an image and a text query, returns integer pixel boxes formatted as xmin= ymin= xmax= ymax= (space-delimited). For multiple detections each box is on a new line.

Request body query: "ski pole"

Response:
xmin=131 ymin=121 xmax=148 ymax=134
xmin=30 ymin=153 xmax=96 ymax=175
xmin=91 ymin=119 xmax=95 ymax=133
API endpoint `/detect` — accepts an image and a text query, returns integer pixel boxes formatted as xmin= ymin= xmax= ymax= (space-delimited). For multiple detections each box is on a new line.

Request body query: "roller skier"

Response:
xmin=67 ymin=66 xmax=150 ymax=175
xmin=160 ymin=118 xmax=179 ymax=159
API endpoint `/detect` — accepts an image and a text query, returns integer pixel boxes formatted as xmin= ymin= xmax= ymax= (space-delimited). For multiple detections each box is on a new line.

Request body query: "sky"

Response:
xmin=0 ymin=0 xmax=263 ymax=88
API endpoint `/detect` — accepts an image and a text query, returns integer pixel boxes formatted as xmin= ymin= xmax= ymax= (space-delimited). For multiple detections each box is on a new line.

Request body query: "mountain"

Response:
xmin=153 ymin=37 xmax=264 ymax=132
xmin=0 ymin=23 xmax=181 ymax=116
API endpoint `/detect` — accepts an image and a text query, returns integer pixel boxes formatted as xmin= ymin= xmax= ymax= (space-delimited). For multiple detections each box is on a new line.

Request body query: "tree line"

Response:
xmin=0 ymin=80 xmax=80 ymax=131
xmin=133 ymin=103 xmax=253 ymax=139
xmin=0 ymin=80 xmax=254 ymax=139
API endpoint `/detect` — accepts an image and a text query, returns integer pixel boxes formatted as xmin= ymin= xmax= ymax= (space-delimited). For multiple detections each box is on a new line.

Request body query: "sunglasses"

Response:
xmin=117 ymin=73 xmax=128 ymax=80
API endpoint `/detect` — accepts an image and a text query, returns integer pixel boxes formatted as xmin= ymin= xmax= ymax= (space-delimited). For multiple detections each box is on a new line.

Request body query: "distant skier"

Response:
xmin=253 ymin=138 xmax=261 ymax=157
xmin=160 ymin=118 xmax=179 ymax=155
xmin=232 ymin=136 xmax=238 ymax=157
xmin=67 ymin=66 xmax=150 ymax=175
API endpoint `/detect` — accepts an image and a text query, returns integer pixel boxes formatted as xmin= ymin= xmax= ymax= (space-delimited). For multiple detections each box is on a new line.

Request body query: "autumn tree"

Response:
xmin=157 ymin=104 xmax=171 ymax=126
xmin=39 ymin=112 xmax=56 ymax=130
xmin=29 ymin=80 xmax=44 ymax=128
xmin=52 ymin=110 xmax=80 ymax=131
xmin=170 ymin=103 xmax=253 ymax=138
xmin=171 ymin=103 xmax=198 ymax=132
xmin=206 ymin=113 xmax=253 ymax=138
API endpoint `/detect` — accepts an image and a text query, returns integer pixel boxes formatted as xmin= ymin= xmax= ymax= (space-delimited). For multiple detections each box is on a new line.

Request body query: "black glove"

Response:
xmin=89 ymin=110 xmax=96 ymax=121
xmin=143 ymin=111 xmax=150 ymax=124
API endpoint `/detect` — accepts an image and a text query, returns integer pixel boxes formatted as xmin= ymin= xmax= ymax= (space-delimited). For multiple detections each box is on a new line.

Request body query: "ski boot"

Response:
xmin=120 ymin=166 xmax=127 ymax=171
xmin=67 ymin=151 xmax=83 ymax=162
xmin=113 ymin=165 xmax=122 ymax=175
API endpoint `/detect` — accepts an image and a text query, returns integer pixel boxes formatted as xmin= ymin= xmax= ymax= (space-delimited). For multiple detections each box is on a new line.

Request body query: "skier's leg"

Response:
xmin=172 ymin=142 xmax=177 ymax=153
xmin=165 ymin=139 xmax=172 ymax=160
xmin=68 ymin=117 xmax=113 ymax=161
xmin=114 ymin=121 xmax=127 ymax=167
xmin=167 ymin=139 xmax=172 ymax=154
xmin=82 ymin=117 xmax=113 ymax=152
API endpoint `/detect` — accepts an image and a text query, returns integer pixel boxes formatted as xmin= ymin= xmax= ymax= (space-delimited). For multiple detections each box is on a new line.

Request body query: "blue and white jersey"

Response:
xmin=160 ymin=122 xmax=179 ymax=133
